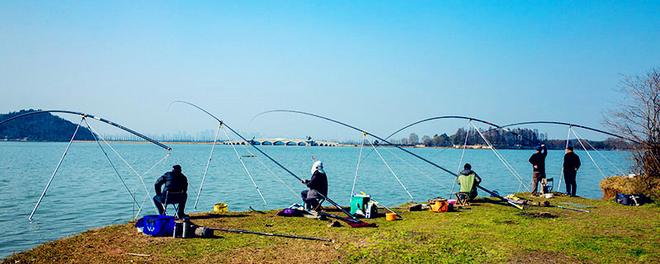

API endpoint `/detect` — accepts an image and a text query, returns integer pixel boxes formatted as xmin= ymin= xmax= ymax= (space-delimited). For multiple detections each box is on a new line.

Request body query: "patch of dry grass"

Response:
xmin=600 ymin=175 xmax=660 ymax=199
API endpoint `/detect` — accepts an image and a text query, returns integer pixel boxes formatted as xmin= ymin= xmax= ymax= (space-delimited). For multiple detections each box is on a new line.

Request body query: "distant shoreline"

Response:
xmin=0 ymin=139 xmax=489 ymax=148
xmin=0 ymin=140 xmax=629 ymax=151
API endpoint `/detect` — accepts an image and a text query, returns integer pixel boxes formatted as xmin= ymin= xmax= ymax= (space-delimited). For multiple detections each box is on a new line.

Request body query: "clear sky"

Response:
xmin=1 ymin=1 xmax=658 ymax=141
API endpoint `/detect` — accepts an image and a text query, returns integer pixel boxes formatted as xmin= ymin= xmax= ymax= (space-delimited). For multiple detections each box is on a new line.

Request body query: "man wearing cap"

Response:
xmin=153 ymin=165 xmax=189 ymax=218
xmin=528 ymin=144 xmax=548 ymax=196
xmin=563 ymin=146 xmax=581 ymax=197
xmin=456 ymin=163 xmax=482 ymax=201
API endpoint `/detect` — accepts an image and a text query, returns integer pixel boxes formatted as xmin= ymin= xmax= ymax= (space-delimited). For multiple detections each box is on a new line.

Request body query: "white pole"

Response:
xmin=571 ymin=128 xmax=606 ymax=178
xmin=471 ymin=123 xmax=528 ymax=190
xmin=84 ymin=119 xmax=139 ymax=208
xmin=29 ymin=117 xmax=84 ymax=221
xmin=350 ymin=133 xmax=366 ymax=198
xmin=222 ymin=126 xmax=268 ymax=206
xmin=449 ymin=123 xmax=472 ymax=196
xmin=194 ymin=123 xmax=222 ymax=209
xmin=369 ymin=141 xmax=415 ymax=202
xmin=85 ymin=121 xmax=156 ymax=212
xmin=557 ymin=127 xmax=572 ymax=192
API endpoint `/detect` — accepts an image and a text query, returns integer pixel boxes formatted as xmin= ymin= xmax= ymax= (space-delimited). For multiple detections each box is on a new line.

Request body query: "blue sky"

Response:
xmin=1 ymin=1 xmax=658 ymax=140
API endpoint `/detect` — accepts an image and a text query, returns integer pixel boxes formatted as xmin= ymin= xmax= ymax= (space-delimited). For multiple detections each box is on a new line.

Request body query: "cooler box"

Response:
xmin=615 ymin=193 xmax=644 ymax=206
xmin=135 ymin=215 xmax=175 ymax=237
xmin=350 ymin=194 xmax=370 ymax=216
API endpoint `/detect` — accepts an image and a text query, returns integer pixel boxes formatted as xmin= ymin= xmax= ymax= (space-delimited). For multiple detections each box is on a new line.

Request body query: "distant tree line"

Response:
xmin=0 ymin=109 xmax=95 ymax=141
xmin=0 ymin=109 xmax=635 ymax=150
xmin=390 ymin=128 xmax=632 ymax=150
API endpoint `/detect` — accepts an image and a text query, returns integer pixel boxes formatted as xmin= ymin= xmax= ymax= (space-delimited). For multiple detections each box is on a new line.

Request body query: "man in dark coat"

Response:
xmin=301 ymin=160 xmax=328 ymax=211
xmin=153 ymin=165 xmax=188 ymax=217
xmin=529 ymin=144 xmax=547 ymax=196
xmin=563 ymin=146 xmax=581 ymax=197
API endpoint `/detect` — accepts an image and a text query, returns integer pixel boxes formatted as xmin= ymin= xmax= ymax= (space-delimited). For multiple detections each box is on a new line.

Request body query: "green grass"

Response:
xmin=4 ymin=194 xmax=659 ymax=263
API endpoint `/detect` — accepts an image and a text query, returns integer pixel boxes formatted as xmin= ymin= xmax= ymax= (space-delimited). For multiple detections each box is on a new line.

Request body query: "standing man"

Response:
xmin=528 ymin=144 xmax=548 ymax=196
xmin=153 ymin=165 xmax=188 ymax=218
xmin=563 ymin=146 xmax=581 ymax=197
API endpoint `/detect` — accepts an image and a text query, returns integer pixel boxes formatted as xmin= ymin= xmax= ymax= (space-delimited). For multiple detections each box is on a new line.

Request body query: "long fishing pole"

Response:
xmin=383 ymin=116 xmax=504 ymax=141
xmin=0 ymin=110 xmax=172 ymax=150
xmin=381 ymin=117 xmax=637 ymax=193
xmin=382 ymin=116 xmax=634 ymax=151
xmin=500 ymin=121 xmax=640 ymax=144
xmin=379 ymin=115 xmax=550 ymax=152
xmin=361 ymin=116 xmax=531 ymax=168
xmin=253 ymin=110 xmax=509 ymax=204
xmin=170 ymin=101 xmax=362 ymax=222
xmin=381 ymin=116 xmax=536 ymax=195
xmin=211 ymin=227 xmax=334 ymax=242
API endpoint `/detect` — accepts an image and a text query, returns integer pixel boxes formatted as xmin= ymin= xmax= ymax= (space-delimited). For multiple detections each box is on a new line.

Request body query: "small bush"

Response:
xmin=600 ymin=175 xmax=659 ymax=200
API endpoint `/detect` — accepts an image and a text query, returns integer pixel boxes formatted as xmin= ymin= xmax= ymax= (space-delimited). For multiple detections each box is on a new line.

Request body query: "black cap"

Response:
xmin=173 ymin=165 xmax=182 ymax=171
xmin=566 ymin=146 xmax=574 ymax=151
xmin=464 ymin=163 xmax=471 ymax=170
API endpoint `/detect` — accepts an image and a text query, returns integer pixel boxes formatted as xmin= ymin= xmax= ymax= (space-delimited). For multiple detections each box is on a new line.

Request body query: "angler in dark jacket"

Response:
xmin=563 ymin=146 xmax=581 ymax=197
xmin=153 ymin=165 xmax=188 ymax=217
xmin=301 ymin=160 xmax=328 ymax=211
xmin=529 ymin=144 xmax=547 ymax=195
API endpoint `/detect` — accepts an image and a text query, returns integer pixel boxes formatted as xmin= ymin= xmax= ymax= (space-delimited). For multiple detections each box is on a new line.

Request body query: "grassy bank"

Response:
xmin=4 ymin=195 xmax=658 ymax=263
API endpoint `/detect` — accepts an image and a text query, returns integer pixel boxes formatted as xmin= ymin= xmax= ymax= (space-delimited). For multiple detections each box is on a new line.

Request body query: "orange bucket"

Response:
xmin=431 ymin=200 xmax=449 ymax=212
xmin=385 ymin=212 xmax=398 ymax=221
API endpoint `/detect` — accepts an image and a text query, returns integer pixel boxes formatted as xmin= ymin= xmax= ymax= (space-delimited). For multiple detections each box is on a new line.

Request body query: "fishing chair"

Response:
xmin=542 ymin=178 xmax=554 ymax=194
xmin=161 ymin=191 xmax=186 ymax=218
xmin=304 ymin=198 xmax=325 ymax=211
xmin=455 ymin=192 xmax=470 ymax=207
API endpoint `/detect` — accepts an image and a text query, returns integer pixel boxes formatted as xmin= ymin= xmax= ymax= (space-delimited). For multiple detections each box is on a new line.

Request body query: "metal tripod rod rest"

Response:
xmin=28 ymin=117 xmax=84 ymax=222
xmin=194 ymin=123 xmax=222 ymax=209
xmin=0 ymin=110 xmax=172 ymax=221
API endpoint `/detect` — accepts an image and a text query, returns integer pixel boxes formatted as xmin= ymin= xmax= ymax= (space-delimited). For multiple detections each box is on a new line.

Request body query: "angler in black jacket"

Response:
xmin=153 ymin=165 xmax=188 ymax=217
xmin=563 ymin=146 xmax=581 ymax=197
xmin=529 ymin=144 xmax=548 ymax=195
xmin=301 ymin=160 xmax=328 ymax=211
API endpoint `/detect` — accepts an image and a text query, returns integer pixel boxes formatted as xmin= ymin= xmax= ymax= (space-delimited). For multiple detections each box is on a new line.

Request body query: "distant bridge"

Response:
xmin=222 ymin=138 xmax=339 ymax=147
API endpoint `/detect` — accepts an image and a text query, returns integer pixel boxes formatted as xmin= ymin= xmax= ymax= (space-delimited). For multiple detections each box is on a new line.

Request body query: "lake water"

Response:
xmin=0 ymin=142 xmax=632 ymax=258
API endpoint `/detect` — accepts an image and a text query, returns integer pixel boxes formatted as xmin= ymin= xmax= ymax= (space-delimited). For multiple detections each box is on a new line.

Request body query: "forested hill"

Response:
xmin=0 ymin=109 xmax=95 ymax=141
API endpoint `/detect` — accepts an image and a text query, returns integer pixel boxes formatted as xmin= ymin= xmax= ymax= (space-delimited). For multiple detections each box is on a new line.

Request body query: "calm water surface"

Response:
xmin=0 ymin=142 xmax=632 ymax=258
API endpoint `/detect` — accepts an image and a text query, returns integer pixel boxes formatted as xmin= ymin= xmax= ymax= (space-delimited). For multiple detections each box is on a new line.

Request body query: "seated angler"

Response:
xmin=457 ymin=163 xmax=482 ymax=201
xmin=153 ymin=165 xmax=189 ymax=218
xmin=301 ymin=160 xmax=328 ymax=211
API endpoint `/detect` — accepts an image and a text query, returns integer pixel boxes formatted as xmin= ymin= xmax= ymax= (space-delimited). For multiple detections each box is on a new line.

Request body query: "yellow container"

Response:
xmin=213 ymin=203 xmax=228 ymax=213
xmin=385 ymin=212 xmax=398 ymax=221
xmin=430 ymin=200 xmax=449 ymax=213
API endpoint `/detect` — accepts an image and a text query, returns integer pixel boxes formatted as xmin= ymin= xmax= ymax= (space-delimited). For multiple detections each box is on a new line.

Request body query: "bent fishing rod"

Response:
xmin=499 ymin=121 xmax=641 ymax=144
xmin=170 ymin=101 xmax=361 ymax=221
xmin=383 ymin=116 xmax=504 ymax=140
xmin=0 ymin=109 xmax=172 ymax=220
xmin=211 ymin=227 xmax=334 ymax=242
xmin=361 ymin=115 xmax=517 ymax=161
xmin=385 ymin=117 xmax=639 ymax=148
xmin=253 ymin=110 xmax=509 ymax=202
xmin=0 ymin=110 xmax=172 ymax=150
xmin=382 ymin=115 xmax=552 ymax=148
